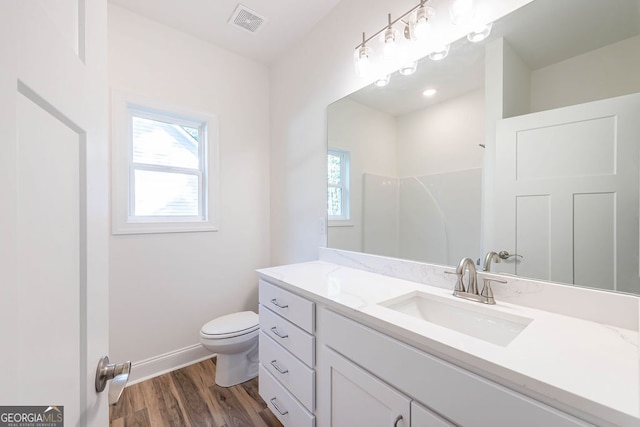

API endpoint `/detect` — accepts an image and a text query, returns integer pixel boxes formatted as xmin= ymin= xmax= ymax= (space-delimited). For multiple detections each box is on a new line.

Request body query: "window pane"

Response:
xmin=132 ymin=116 xmax=200 ymax=169
xmin=328 ymin=187 xmax=342 ymax=216
xmin=328 ymin=154 xmax=342 ymax=185
xmin=134 ymin=169 xmax=199 ymax=216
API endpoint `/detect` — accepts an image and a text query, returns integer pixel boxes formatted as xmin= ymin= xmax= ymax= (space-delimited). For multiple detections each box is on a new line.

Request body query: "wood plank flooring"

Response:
xmin=110 ymin=357 xmax=283 ymax=427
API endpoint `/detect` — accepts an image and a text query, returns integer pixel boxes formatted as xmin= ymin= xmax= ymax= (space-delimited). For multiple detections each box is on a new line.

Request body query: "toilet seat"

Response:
xmin=201 ymin=311 xmax=259 ymax=340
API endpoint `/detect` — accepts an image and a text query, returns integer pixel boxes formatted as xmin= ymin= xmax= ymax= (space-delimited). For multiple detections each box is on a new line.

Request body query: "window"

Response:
xmin=327 ymin=148 xmax=350 ymax=222
xmin=112 ymin=92 xmax=219 ymax=234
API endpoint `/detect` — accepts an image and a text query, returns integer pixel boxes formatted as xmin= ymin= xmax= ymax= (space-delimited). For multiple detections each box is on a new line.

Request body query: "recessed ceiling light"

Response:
xmin=423 ymin=88 xmax=437 ymax=97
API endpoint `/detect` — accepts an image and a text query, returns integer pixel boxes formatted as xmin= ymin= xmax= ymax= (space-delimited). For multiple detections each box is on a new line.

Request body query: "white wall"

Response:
xmin=327 ymin=98 xmax=397 ymax=253
xmin=396 ymin=89 xmax=485 ymax=177
xmin=108 ymin=5 xmax=270 ymax=381
xmin=531 ymin=35 xmax=640 ymax=113
xmin=269 ymin=0 xmax=531 ymax=265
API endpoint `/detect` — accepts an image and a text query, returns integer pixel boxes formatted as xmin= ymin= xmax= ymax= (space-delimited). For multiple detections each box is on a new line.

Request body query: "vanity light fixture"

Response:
xmin=354 ymin=0 xmax=492 ymax=81
xmin=354 ymin=1 xmax=435 ymax=80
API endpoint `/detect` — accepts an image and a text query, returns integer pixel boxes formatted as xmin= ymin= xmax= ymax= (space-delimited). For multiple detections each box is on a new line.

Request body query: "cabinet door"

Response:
xmin=411 ymin=401 xmax=455 ymax=427
xmin=324 ymin=347 xmax=410 ymax=427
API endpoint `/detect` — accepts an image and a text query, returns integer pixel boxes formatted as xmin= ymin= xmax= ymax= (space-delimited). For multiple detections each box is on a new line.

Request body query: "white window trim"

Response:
xmin=111 ymin=91 xmax=220 ymax=234
xmin=328 ymin=148 xmax=350 ymax=223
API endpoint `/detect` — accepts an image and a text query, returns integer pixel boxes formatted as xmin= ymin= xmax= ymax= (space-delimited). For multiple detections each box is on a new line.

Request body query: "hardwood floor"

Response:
xmin=110 ymin=358 xmax=283 ymax=427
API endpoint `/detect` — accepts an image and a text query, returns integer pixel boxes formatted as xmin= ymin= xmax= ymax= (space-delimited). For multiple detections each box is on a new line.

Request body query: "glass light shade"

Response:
xmin=429 ymin=44 xmax=450 ymax=61
xmin=467 ymin=22 xmax=493 ymax=42
xmin=399 ymin=61 xmax=418 ymax=76
xmin=450 ymin=0 xmax=474 ymax=25
xmin=383 ymin=27 xmax=398 ymax=60
xmin=412 ymin=5 xmax=435 ymax=41
xmin=354 ymin=45 xmax=372 ymax=77
xmin=374 ymin=74 xmax=391 ymax=87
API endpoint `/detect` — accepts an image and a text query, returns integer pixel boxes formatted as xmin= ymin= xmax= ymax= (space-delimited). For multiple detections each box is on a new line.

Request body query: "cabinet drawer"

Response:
xmin=259 ymin=279 xmax=315 ymax=333
xmin=260 ymin=304 xmax=315 ymax=367
xmin=259 ymin=331 xmax=315 ymax=411
xmin=259 ymin=364 xmax=315 ymax=427
xmin=322 ymin=308 xmax=592 ymax=427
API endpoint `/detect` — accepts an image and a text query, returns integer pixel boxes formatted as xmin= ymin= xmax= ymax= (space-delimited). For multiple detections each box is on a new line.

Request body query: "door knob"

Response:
xmin=95 ymin=356 xmax=131 ymax=406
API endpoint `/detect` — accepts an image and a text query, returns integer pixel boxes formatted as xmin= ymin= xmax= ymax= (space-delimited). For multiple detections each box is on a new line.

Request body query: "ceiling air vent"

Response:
xmin=228 ymin=4 xmax=267 ymax=34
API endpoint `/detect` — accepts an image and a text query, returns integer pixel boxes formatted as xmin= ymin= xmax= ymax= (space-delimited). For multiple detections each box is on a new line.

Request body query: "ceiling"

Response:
xmin=107 ymin=0 xmax=343 ymax=64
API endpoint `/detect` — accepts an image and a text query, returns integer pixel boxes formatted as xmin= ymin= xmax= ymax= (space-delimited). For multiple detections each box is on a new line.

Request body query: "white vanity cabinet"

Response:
xmin=257 ymin=276 xmax=597 ymax=427
xmin=258 ymin=279 xmax=316 ymax=427
xmin=321 ymin=308 xmax=593 ymax=427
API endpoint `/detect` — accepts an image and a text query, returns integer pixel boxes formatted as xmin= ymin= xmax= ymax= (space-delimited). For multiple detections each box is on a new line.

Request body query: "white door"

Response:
xmin=493 ymin=93 xmax=640 ymax=293
xmin=0 ymin=1 xmax=110 ymax=425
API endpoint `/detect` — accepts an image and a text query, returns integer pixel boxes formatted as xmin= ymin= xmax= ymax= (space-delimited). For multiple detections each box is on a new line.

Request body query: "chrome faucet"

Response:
xmin=483 ymin=251 xmax=501 ymax=272
xmin=456 ymin=257 xmax=478 ymax=294
xmin=447 ymin=256 xmax=506 ymax=305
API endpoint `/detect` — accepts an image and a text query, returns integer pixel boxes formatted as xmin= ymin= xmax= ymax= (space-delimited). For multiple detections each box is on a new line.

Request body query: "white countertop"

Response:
xmin=257 ymin=260 xmax=640 ymax=426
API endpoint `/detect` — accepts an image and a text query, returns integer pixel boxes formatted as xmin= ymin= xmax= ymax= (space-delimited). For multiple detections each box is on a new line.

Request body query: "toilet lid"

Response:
xmin=201 ymin=311 xmax=259 ymax=338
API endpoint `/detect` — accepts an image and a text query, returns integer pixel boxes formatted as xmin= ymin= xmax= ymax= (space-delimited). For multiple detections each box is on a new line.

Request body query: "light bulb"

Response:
xmin=413 ymin=5 xmax=435 ymax=41
xmin=467 ymin=22 xmax=492 ymax=42
xmin=422 ymin=88 xmax=437 ymax=97
xmin=353 ymin=45 xmax=372 ymax=78
xmin=429 ymin=45 xmax=450 ymax=61
xmin=383 ymin=27 xmax=398 ymax=61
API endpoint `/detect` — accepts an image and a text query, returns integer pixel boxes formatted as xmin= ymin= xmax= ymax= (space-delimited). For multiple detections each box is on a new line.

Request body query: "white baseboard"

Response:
xmin=127 ymin=344 xmax=216 ymax=386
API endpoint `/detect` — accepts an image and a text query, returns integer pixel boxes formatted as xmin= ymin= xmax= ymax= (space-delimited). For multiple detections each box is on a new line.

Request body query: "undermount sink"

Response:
xmin=379 ymin=291 xmax=532 ymax=346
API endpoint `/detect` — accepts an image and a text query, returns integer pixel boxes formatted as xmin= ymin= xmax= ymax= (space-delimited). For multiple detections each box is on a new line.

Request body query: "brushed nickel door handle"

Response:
xmin=95 ymin=356 xmax=131 ymax=406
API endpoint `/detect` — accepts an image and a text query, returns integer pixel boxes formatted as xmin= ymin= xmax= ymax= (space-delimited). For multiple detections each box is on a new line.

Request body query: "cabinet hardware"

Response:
xmin=271 ymin=298 xmax=289 ymax=309
xmin=271 ymin=326 xmax=289 ymax=339
xmin=270 ymin=398 xmax=289 ymax=416
xmin=270 ymin=360 xmax=289 ymax=374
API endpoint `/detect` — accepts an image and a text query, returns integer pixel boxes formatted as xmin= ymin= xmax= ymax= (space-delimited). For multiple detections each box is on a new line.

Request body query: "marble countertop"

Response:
xmin=257 ymin=260 xmax=640 ymax=426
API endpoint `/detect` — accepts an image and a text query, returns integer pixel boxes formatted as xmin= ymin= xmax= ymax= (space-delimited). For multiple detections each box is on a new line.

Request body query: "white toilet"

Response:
xmin=200 ymin=311 xmax=259 ymax=387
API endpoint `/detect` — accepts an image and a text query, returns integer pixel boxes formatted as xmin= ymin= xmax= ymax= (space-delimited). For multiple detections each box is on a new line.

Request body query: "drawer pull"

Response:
xmin=393 ymin=414 xmax=403 ymax=427
xmin=270 ymin=298 xmax=289 ymax=309
xmin=270 ymin=397 xmax=289 ymax=416
xmin=270 ymin=326 xmax=289 ymax=339
xmin=270 ymin=360 xmax=289 ymax=374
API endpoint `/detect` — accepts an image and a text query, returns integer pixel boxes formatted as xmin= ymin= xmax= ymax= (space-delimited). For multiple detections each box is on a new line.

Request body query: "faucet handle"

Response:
xmin=444 ymin=270 xmax=465 ymax=292
xmin=480 ymin=277 xmax=507 ymax=305
xmin=498 ymin=250 xmax=523 ymax=260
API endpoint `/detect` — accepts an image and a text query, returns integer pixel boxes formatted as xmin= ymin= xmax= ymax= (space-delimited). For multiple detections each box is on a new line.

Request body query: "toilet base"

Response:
xmin=214 ymin=340 xmax=259 ymax=387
